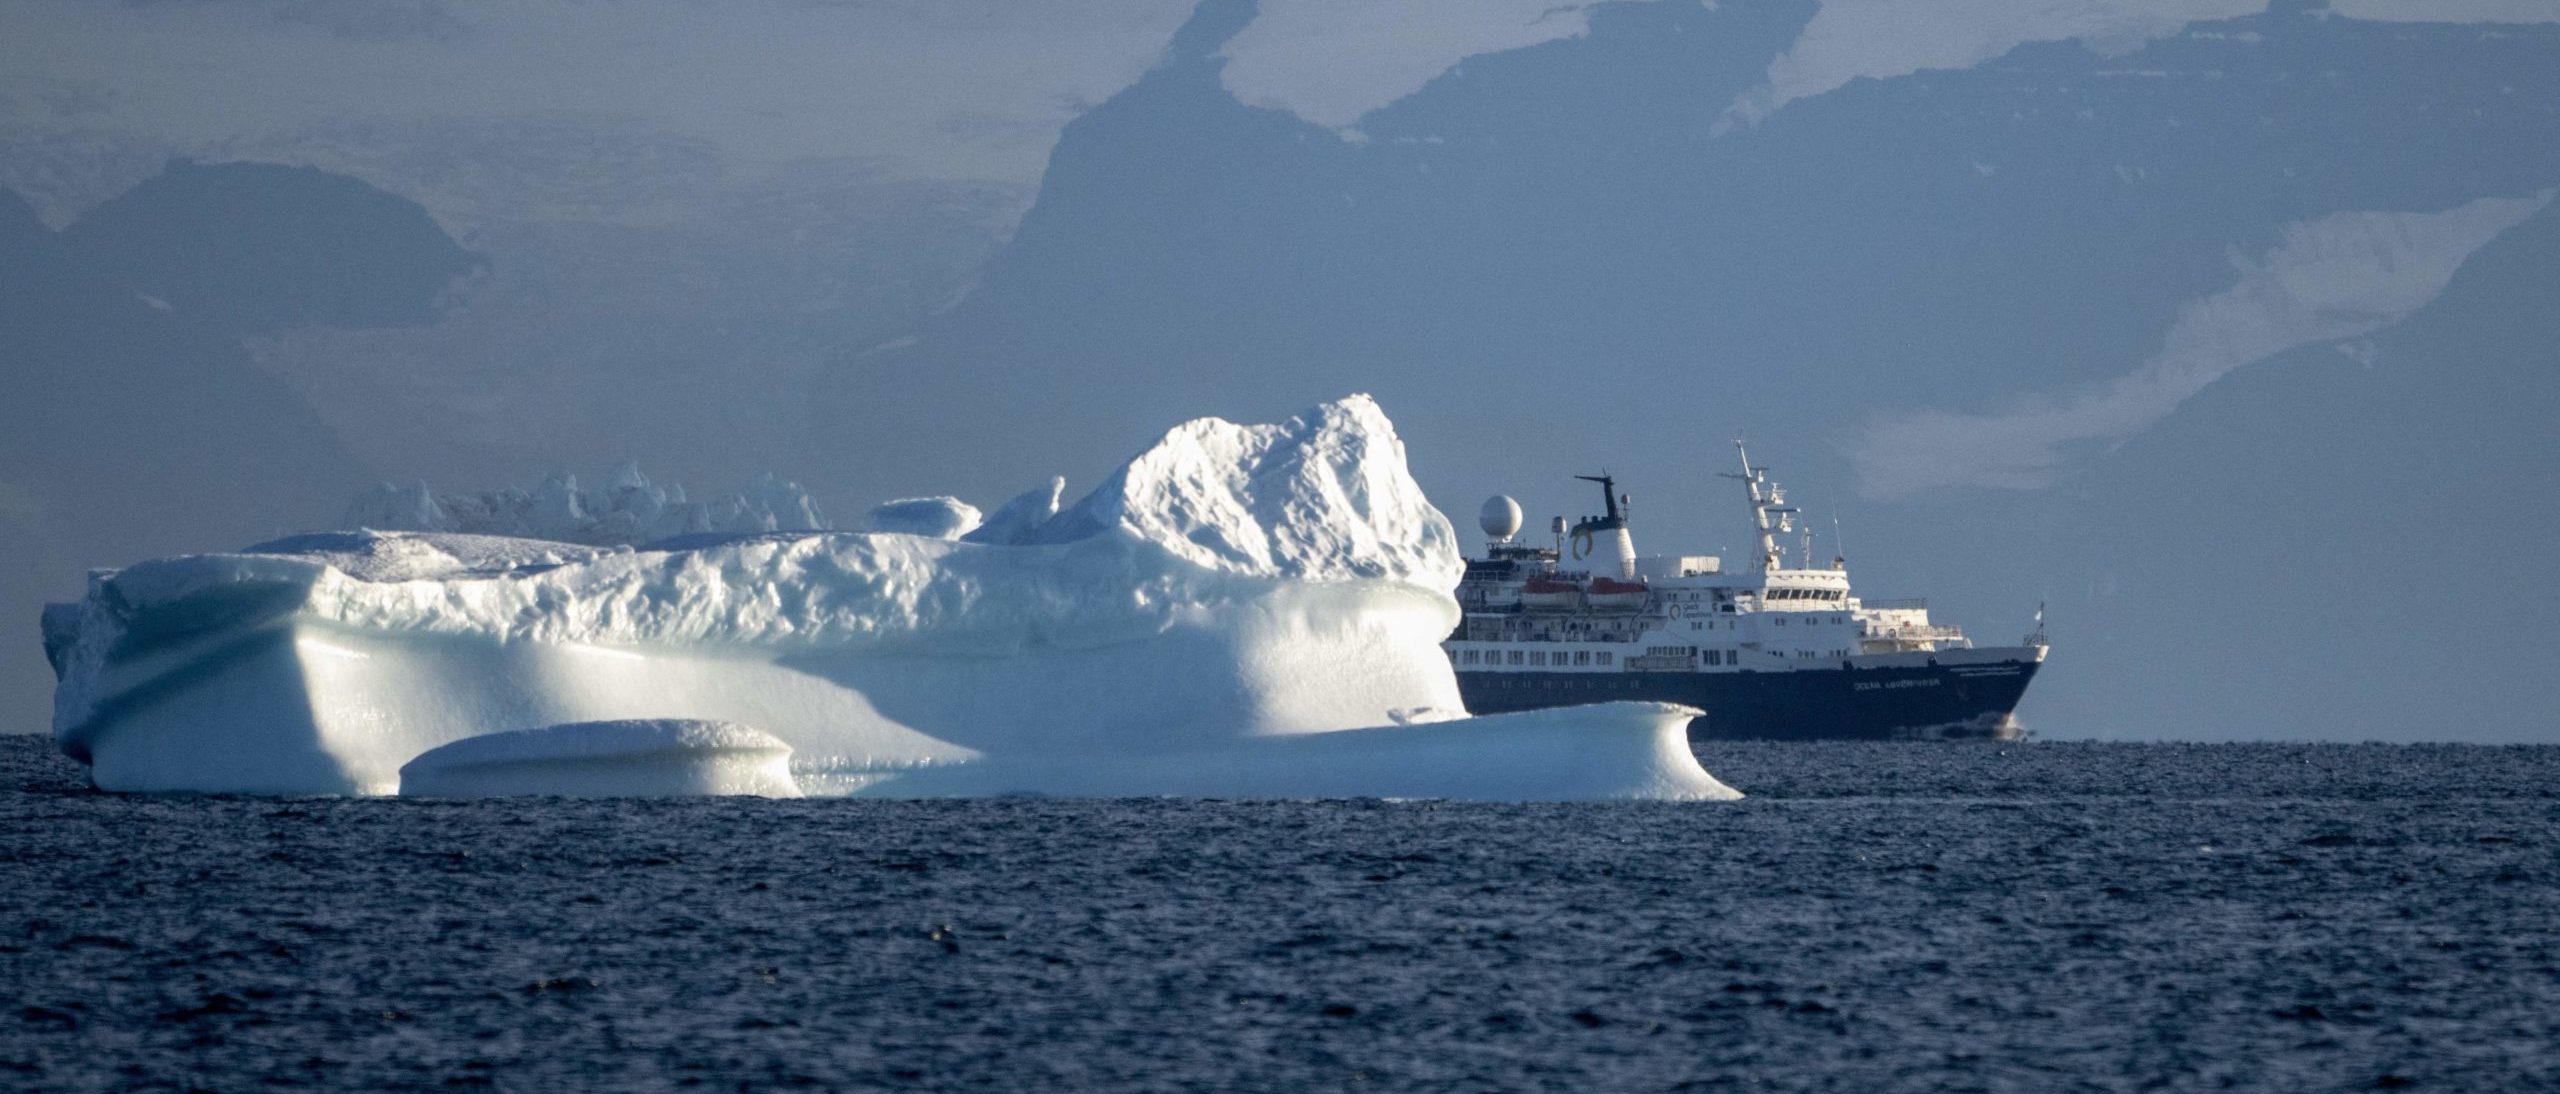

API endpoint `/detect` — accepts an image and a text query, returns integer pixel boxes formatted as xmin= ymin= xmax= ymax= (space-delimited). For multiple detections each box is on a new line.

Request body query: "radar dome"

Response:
xmin=1478 ymin=495 xmax=1524 ymax=541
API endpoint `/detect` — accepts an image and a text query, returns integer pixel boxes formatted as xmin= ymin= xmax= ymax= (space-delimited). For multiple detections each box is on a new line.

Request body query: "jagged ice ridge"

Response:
xmin=344 ymin=464 xmax=829 ymax=547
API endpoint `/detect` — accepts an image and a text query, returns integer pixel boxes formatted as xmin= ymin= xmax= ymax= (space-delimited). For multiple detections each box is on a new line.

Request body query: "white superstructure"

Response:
xmin=1446 ymin=443 xmax=2048 ymax=740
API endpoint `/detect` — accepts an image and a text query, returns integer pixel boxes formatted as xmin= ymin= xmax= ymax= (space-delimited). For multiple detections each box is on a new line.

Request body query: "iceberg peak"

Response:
xmin=1034 ymin=394 xmax=1461 ymax=586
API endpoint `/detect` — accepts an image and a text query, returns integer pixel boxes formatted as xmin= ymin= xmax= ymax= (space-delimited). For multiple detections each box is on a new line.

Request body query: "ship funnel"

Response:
xmin=1569 ymin=473 xmax=1640 ymax=580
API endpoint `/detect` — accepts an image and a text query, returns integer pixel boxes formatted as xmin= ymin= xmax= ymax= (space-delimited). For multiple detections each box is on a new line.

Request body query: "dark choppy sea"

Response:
xmin=5 ymin=736 xmax=2559 ymax=1092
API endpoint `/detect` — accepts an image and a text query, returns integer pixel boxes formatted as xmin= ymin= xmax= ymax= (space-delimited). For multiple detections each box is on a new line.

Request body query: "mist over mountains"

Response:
xmin=4 ymin=0 xmax=2556 ymax=739
xmin=819 ymin=0 xmax=2560 ymax=739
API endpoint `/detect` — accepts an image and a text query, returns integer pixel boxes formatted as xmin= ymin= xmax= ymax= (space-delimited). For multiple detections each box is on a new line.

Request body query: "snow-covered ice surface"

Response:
xmin=871 ymin=704 xmax=1734 ymax=802
xmin=45 ymin=395 xmax=1735 ymax=800
xmin=398 ymin=720 xmax=801 ymax=798
xmin=863 ymin=496 xmax=982 ymax=539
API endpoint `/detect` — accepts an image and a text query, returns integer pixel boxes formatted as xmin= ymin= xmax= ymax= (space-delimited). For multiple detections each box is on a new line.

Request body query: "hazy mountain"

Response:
xmin=239 ymin=158 xmax=1022 ymax=492
xmin=61 ymin=159 xmax=482 ymax=335
xmin=1 ymin=161 xmax=478 ymax=732
xmin=818 ymin=0 xmax=2560 ymax=738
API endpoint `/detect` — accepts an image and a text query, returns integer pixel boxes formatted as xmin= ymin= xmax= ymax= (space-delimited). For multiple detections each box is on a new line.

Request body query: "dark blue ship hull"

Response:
xmin=1454 ymin=656 xmax=2040 ymax=741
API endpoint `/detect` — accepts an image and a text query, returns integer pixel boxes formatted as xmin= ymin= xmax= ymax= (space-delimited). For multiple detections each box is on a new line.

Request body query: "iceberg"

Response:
xmin=43 ymin=395 xmax=1738 ymax=800
xmin=399 ymin=720 xmax=801 ymax=798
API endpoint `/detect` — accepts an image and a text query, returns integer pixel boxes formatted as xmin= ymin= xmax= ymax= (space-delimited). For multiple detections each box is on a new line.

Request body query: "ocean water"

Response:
xmin=5 ymin=736 xmax=2558 ymax=1091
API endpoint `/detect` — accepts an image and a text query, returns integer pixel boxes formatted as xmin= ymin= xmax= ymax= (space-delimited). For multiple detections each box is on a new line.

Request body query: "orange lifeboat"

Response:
xmin=1585 ymin=577 xmax=1649 ymax=612
xmin=1520 ymin=577 xmax=1583 ymax=611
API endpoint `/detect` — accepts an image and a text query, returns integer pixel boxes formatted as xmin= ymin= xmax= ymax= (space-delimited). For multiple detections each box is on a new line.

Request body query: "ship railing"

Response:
xmin=1863 ymin=625 xmax=1966 ymax=641
xmin=1863 ymin=630 xmax=1955 ymax=645
xmin=1862 ymin=597 xmax=1929 ymax=611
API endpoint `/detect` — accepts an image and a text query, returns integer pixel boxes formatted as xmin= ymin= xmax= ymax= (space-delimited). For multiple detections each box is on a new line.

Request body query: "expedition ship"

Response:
xmin=1445 ymin=444 xmax=2045 ymax=740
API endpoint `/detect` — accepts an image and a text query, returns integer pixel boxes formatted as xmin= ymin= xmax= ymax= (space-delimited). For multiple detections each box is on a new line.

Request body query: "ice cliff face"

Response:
xmin=39 ymin=396 xmax=1698 ymax=800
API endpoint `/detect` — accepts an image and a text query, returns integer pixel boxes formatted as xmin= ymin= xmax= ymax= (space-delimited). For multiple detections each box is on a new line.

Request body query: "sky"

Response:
xmin=10 ymin=1 xmax=2548 ymax=222
xmin=5 ymin=0 xmax=2559 ymax=741
xmin=3 ymin=1 xmax=1194 ymax=213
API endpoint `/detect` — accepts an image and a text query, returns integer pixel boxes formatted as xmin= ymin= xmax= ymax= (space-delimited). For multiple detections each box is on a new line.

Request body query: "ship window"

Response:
xmin=1529 ymin=651 xmax=1546 ymax=666
xmin=1463 ymin=650 xmax=1478 ymax=665
xmin=1575 ymin=650 xmax=1591 ymax=666
xmin=1596 ymin=652 xmax=1613 ymax=666
xmin=1508 ymin=651 xmax=1524 ymax=665
xmin=1775 ymin=617 xmax=1786 ymax=626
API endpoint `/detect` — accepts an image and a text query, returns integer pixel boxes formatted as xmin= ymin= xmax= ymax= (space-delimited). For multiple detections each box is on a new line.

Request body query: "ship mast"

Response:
xmin=1720 ymin=440 xmax=1796 ymax=574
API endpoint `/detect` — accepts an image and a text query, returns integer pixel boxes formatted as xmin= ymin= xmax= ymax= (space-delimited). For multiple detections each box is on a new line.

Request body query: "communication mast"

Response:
xmin=1719 ymin=440 xmax=1796 ymax=573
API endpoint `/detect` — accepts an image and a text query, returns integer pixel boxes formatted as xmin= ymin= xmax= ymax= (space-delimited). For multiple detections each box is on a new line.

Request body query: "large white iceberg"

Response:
xmin=42 ymin=395 xmax=1738 ymax=801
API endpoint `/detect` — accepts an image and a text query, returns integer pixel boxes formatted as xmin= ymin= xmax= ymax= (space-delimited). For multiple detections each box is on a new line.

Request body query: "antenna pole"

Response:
xmin=1720 ymin=439 xmax=1784 ymax=573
